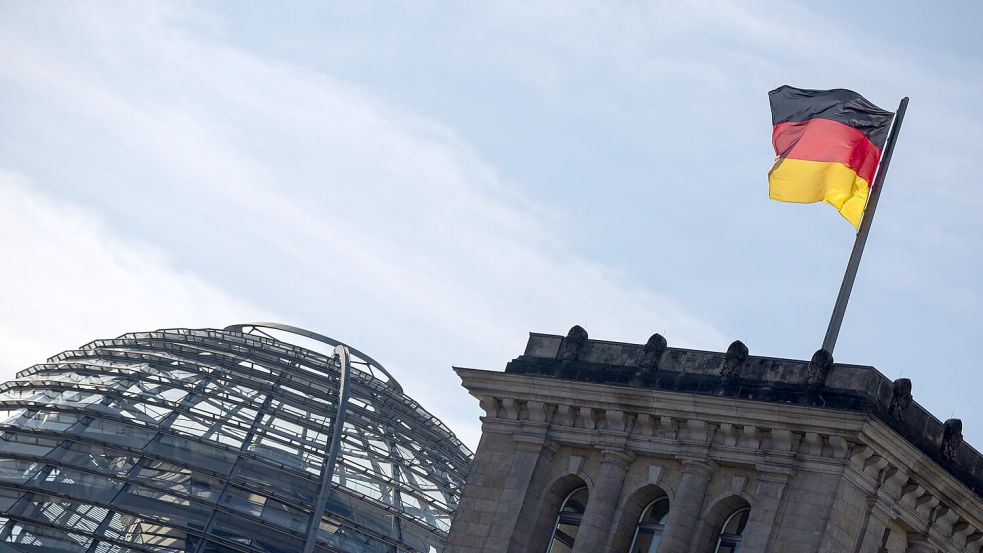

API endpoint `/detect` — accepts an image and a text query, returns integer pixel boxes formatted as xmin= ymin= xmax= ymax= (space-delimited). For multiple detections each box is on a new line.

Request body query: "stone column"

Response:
xmin=570 ymin=449 xmax=634 ymax=553
xmin=855 ymin=502 xmax=892 ymax=553
xmin=658 ymin=459 xmax=717 ymax=553
xmin=445 ymin=422 xmax=551 ymax=553
xmin=484 ymin=432 xmax=551 ymax=551
xmin=740 ymin=466 xmax=793 ymax=553
xmin=905 ymin=534 xmax=935 ymax=553
xmin=444 ymin=428 xmax=517 ymax=553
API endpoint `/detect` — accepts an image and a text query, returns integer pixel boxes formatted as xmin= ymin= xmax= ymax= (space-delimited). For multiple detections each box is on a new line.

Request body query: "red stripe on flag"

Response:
xmin=772 ymin=119 xmax=882 ymax=184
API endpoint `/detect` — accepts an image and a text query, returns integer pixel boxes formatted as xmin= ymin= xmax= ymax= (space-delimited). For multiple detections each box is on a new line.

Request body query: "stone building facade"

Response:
xmin=444 ymin=327 xmax=983 ymax=553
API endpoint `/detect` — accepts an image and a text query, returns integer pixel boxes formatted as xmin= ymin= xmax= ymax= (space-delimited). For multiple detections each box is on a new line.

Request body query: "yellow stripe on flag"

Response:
xmin=768 ymin=157 xmax=870 ymax=228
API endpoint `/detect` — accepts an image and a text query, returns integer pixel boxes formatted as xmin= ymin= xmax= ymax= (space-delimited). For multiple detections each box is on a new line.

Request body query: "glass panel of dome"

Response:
xmin=69 ymin=445 xmax=137 ymax=475
xmin=0 ymin=431 xmax=60 ymax=456
xmin=34 ymin=465 xmax=124 ymax=503
xmin=72 ymin=416 xmax=157 ymax=448
xmin=135 ymin=403 xmax=173 ymax=422
xmin=252 ymin=435 xmax=302 ymax=463
xmin=402 ymin=520 xmax=447 ymax=551
xmin=144 ymin=434 xmax=237 ymax=473
xmin=0 ymin=458 xmax=42 ymax=483
xmin=170 ymin=414 xmax=210 ymax=435
xmin=89 ymin=400 xmax=159 ymax=425
xmin=211 ymin=510 xmax=305 ymax=552
xmin=0 ymin=488 xmax=18 ymax=510
xmin=315 ymin=524 xmax=394 ymax=553
xmin=19 ymin=410 xmax=81 ymax=431
xmin=324 ymin=491 xmax=394 ymax=536
xmin=197 ymin=398 xmax=258 ymax=423
xmin=221 ymin=484 xmax=270 ymax=516
xmin=113 ymin=487 xmax=212 ymax=528
xmin=7 ymin=495 xmax=107 ymax=533
xmin=231 ymin=457 xmax=318 ymax=504
xmin=137 ymin=461 xmax=224 ymax=502
xmin=154 ymin=387 xmax=188 ymax=403
xmin=259 ymin=497 xmax=310 ymax=533
xmin=334 ymin=464 xmax=389 ymax=502
xmin=0 ymin=408 xmax=24 ymax=423
xmin=0 ymin=388 xmax=42 ymax=401
xmin=3 ymin=521 xmax=94 ymax=551
xmin=93 ymin=543 xmax=144 ymax=553
xmin=118 ymin=525 xmax=185 ymax=552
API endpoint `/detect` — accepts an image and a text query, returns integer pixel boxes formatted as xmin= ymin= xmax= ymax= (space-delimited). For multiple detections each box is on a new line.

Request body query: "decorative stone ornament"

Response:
xmin=942 ymin=418 xmax=963 ymax=462
xmin=807 ymin=349 xmax=833 ymax=386
xmin=639 ymin=333 xmax=667 ymax=370
xmin=890 ymin=378 xmax=912 ymax=419
xmin=556 ymin=325 xmax=588 ymax=362
xmin=720 ymin=340 xmax=749 ymax=378
xmin=631 ymin=333 xmax=667 ymax=386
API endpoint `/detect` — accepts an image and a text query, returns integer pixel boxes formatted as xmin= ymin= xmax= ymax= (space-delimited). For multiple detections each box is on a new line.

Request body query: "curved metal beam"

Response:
xmin=303 ymin=344 xmax=352 ymax=553
xmin=224 ymin=321 xmax=402 ymax=391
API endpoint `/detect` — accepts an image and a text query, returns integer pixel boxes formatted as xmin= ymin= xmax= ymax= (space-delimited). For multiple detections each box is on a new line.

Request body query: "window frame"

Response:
xmin=713 ymin=507 xmax=751 ymax=553
xmin=545 ymin=486 xmax=589 ymax=553
xmin=627 ymin=495 xmax=670 ymax=553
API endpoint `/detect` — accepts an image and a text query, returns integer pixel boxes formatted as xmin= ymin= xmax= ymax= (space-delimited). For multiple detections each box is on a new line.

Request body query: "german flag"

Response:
xmin=768 ymin=86 xmax=895 ymax=228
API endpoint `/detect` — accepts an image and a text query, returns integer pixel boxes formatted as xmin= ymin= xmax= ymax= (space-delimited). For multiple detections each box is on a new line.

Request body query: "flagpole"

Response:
xmin=821 ymin=96 xmax=909 ymax=354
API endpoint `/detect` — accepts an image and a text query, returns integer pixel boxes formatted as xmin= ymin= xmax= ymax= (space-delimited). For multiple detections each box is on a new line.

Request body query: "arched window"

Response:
xmin=546 ymin=487 xmax=589 ymax=553
xmin=713 ymin=507 xmax=750 ymax=553
xmin=628 ymin=496 xmax=670 ymax=553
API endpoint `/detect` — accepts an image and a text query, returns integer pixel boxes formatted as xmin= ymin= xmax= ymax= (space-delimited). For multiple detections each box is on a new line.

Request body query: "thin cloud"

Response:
xmin=0 ymin=2 xmax=727 ymax=447
xmin=0 ymin=172 xmax=274 ymax=376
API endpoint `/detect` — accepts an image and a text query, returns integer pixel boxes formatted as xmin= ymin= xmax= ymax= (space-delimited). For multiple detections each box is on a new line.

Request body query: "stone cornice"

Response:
xmin=457 ymin=366 xmax=983 ymax=537
xmin=459 ymin=367 xmax=870 ymax=434
xmin=504 ymin=331 xmax=983 ymax=503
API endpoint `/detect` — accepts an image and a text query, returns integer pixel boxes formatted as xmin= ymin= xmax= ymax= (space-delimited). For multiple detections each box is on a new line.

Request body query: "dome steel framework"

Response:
xmin=0 ymin=323 xmax=473 ymax=553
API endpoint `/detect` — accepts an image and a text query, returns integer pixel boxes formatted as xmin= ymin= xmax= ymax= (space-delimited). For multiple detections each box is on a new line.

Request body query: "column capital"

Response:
xmin=571 ymin=449 xmax=632 ymax=553
xmin=659 ymin=457 xmax=717 ymax=552
xmin=875 ymin=485 xmax=909 ymax=520
xmin=755 ymin=463 xmax=796 ymax=483
xmin=868 ymin=498 xmax=895 ymax=523
xmin=599 ymin=448 xmax=636 ymax=469
xmin=512 ymin=432 xmax=547 ymax=452
xmin=905 ymin=534 xmax=935 ymax=553
xmin=677 ymin=457 xmax=718 ymax=480
xmin=481 ymin=418 xmax=521 ymax=435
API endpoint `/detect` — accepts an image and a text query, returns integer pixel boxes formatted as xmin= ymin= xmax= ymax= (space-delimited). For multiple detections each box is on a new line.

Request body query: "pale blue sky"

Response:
xmin=1 ymin=1 xmax=981 ymax=448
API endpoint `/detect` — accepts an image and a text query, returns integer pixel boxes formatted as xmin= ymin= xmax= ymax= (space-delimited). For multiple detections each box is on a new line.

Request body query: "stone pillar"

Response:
xmin=658 ymin=459 xmax=717 ymax=553
xmin=570 ymin=449 xmax=634 ymax=553
xmin=444 ymin=429 xmax=515 ymax=553
xmin=740 ymin=466 xmax=793 ymax=552
xmin=445 ymin=427 xmax=551 ymax=553
xmin=905 ymin=534 xmax=935 ymax=553
xmin=484 ymin=432 xmax=551 ymax=551
xmin=855 ymin=502 xmax=892 ymax=553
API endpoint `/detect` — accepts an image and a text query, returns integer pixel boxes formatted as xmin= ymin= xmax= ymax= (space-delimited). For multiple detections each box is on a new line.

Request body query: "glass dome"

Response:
xmin=0 ymin=323 xmax=473 ymax=553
